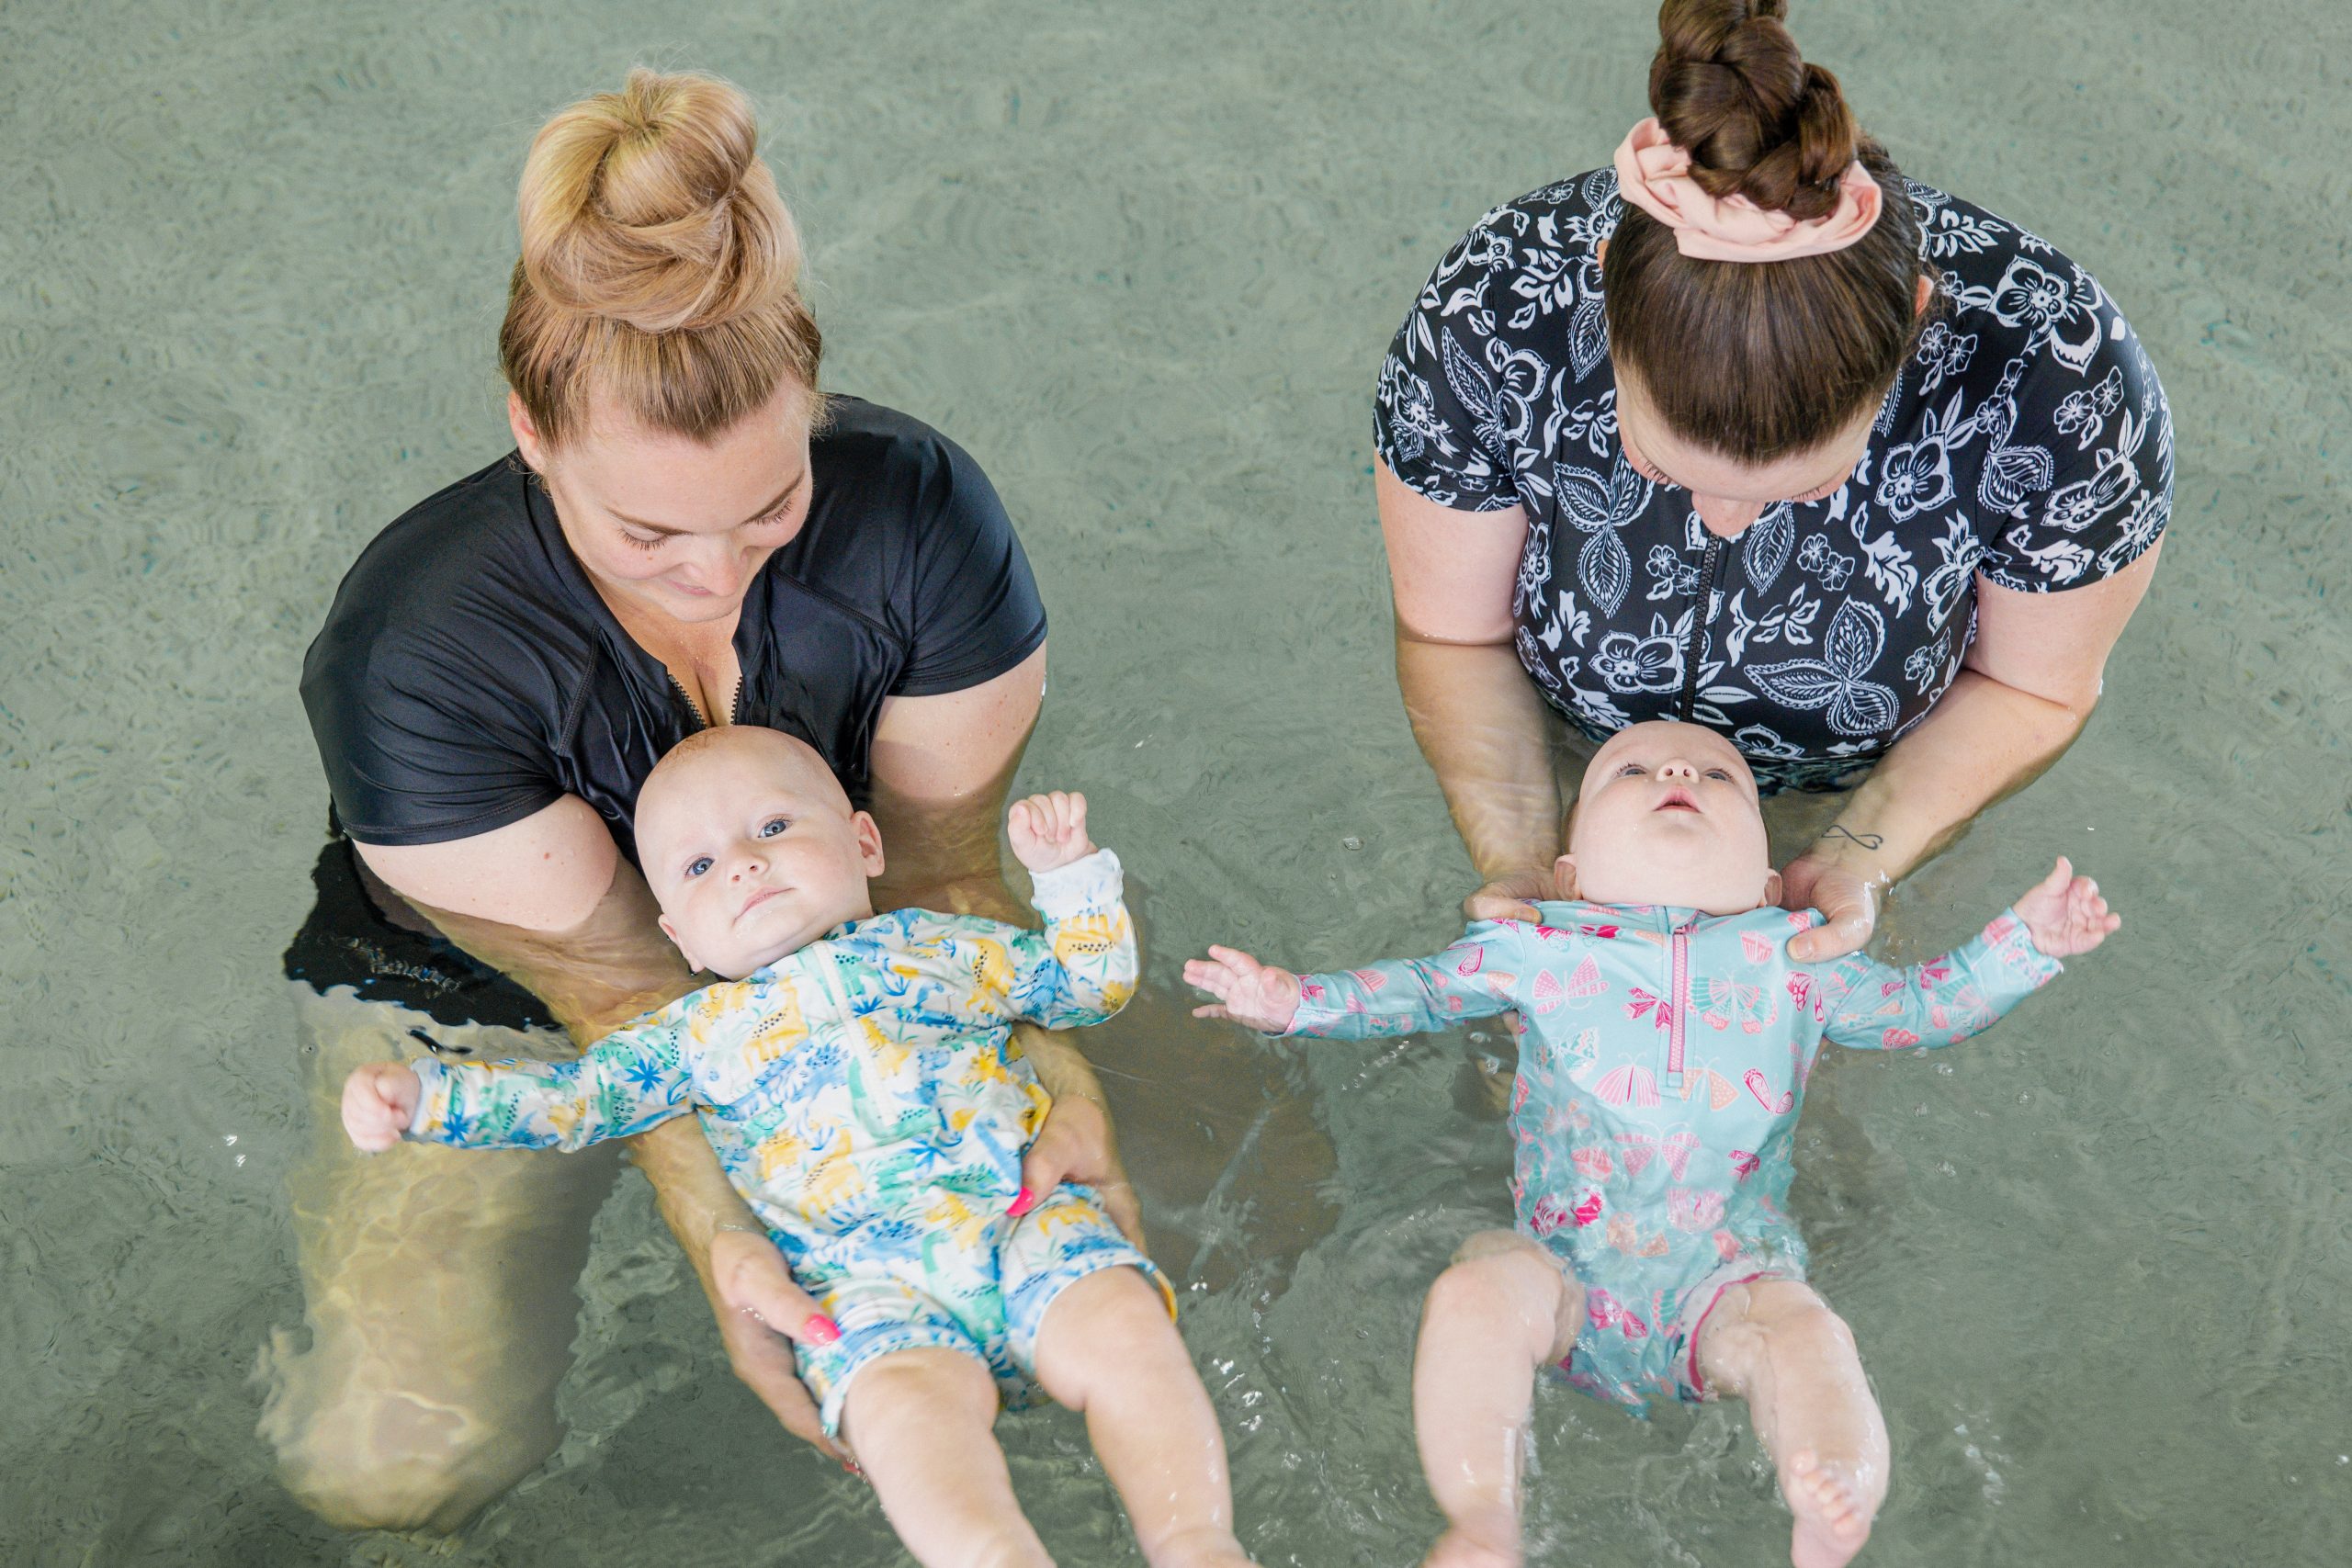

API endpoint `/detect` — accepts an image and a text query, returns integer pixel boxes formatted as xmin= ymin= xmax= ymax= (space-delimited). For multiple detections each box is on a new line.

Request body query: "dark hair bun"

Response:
xmin=1649 ymin=0 xmax=1858 ymax=220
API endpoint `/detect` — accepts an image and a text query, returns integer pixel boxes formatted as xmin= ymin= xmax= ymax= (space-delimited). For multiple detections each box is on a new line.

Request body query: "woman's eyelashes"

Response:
xmin=617 ymin=506 xmax=792 ymax=552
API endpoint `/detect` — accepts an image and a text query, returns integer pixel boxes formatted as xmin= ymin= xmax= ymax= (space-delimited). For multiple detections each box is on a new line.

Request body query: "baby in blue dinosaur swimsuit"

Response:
xmin=345 ymin=727 xmax=1258 ymax=1568
xmin=1187 ymin=720 xmax=2118 ymax=1568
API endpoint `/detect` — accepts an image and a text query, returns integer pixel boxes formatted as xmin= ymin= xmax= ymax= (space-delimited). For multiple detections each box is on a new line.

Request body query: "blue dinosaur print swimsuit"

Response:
xmin=1285 ymin=901 xmax=2060 ymax=1411
xmin=401 ymin=850 xmax=1168 ymax=1434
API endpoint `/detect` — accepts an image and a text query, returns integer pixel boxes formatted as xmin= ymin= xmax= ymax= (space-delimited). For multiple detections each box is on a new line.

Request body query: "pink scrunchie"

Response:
xmin=1611 ymin=118 xmax=1882 ymax=263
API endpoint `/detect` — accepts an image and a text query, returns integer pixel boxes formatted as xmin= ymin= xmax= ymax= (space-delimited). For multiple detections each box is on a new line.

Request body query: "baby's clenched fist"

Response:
xmin=1009 ymin=790 xmax=1096 ymax=874
xmin=343 ymin=1061 xmax=424 ymax=1152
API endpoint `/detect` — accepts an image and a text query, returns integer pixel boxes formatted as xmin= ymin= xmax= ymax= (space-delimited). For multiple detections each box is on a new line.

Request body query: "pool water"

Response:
xmin=4 ymin=1 xmax=2347 ymax=1563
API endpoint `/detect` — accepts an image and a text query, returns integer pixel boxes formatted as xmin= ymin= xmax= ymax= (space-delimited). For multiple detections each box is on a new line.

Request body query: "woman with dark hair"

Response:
xmin=1375 ymin=0 xmax=2169 ymax=958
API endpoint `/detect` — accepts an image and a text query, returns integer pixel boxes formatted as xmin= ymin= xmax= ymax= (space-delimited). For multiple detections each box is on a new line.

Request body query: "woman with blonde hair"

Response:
xmin=266 ymin=69 xmax=1136 ymax=1530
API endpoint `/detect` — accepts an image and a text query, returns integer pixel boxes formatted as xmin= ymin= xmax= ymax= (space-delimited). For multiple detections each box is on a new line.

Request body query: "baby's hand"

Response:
xmin=342 ymin=1061 xmax=424 ymax=1152
xmin=1009 ymin=790 xmax=1096 ymax=873
xmin=2012 ymin=857 xmax=2120 ymax=958
xmin=1184 ymin=945 xmax=1304 ymax=1033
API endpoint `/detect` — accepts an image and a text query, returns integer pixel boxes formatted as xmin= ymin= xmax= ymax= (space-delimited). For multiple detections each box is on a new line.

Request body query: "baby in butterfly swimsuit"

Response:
xmin=1186 ymin=720 xmax=2118 ymax=1568
xmin=343 ymin=726 xmax=1258 ymax=1568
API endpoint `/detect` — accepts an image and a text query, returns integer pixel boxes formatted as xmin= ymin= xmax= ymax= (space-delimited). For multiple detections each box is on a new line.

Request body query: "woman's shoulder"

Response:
xmin=304 ymin=457 xmax=598 ymax=725
xmin=1405 ymin=169 xmax=1623 ymax=344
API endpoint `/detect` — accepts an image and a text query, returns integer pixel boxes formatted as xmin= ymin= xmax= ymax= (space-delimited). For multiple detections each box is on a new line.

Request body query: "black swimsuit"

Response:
xmin=1373 ymin=171 xmax=2173 ymax=791
xmin=286 ymin=395 xmax=1046 ymax=1023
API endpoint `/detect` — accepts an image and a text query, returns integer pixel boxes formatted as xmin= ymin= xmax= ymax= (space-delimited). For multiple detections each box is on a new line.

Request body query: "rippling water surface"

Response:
xmin=4 ymin=2 xmax=2347 ymax=1563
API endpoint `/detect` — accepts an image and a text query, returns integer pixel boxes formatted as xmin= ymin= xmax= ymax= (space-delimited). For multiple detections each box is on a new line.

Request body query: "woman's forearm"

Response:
xmin=1394 ymin=629 xmax=1571 ymax=881
xmin=1809 ymin=668 xmax=2091 ymax=882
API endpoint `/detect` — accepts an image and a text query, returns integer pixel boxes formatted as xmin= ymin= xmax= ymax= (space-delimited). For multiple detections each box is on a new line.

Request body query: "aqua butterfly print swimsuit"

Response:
xmin=1286 ymin=900 xmax=2060 ymax=1412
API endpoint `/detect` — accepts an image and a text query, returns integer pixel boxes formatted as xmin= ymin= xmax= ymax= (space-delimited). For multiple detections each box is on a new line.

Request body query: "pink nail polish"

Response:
xmin=800 ymin=1314 xmax=842 ymax=1346
xmin=1006 ymin=1186 xmax=1036 ymax=1218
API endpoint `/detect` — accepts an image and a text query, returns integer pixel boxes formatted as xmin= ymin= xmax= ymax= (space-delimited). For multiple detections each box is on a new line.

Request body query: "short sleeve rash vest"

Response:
xmin=302 ymin=396 xmax=1047 ymax=861
xmin=1373 ymin=170 xmax=2173 ymax=791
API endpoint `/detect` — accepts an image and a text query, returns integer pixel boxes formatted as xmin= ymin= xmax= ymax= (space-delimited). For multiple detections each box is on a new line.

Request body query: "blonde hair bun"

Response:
xmin=517 ymin=68 xmax=801 ymax=335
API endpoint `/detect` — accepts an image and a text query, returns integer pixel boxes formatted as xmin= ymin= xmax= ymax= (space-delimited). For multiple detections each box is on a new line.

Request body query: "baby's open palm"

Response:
xmin=1183 ymin=945 xmax=1303 ymax=1033
xmin=2012 ymin=856 xmax=2120 ymax=957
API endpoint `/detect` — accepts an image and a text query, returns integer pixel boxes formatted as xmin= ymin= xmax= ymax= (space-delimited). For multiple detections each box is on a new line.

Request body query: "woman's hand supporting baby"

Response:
xmin=1183 ymin=948 xmax=1305 ymax=1034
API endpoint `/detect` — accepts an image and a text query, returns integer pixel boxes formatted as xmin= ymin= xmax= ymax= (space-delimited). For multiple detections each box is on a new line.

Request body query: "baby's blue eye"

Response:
xmin=1705 ymin=769 xmax=1732 ymax=782
xmin=685 ymin=856 xmax=714 ymax=878
xmin=758 ymin=817 xmax=789 ymax=839
xmin=1619 ymin=763 xmax=1645 ymax=777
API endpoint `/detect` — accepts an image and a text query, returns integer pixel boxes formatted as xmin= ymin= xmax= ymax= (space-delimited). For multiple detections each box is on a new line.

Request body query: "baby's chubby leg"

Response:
xmin=840 ymin=1348 xmax=1051 ymax=1568
xmin=1696 ymin=1280 xmax=1888 ymax=1568
xmin=1030 ymin=1267 xmax=1257 ymax=1568
xmin=1412 ymin=1231 xmax=1584 ymax=1568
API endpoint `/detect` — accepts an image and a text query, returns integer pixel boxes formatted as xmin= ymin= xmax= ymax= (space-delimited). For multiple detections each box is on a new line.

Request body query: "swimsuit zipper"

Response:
xmin=1666 ymin=917 xmax=1694 ymax=1089
xmin=1675 ymin=537 xmax=1727 ymax=723
xmin=668 ymin=671 xmax=708 ymax=732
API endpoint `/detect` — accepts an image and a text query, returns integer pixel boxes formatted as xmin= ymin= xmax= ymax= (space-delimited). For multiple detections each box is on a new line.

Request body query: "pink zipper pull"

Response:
xmin=1666 ymin=919 xmax=1694 ymax=1088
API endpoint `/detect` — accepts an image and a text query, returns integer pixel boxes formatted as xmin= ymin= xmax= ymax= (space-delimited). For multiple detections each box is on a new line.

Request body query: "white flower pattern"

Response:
xmin=1372 ymin=171 xmax=2174 ymax=790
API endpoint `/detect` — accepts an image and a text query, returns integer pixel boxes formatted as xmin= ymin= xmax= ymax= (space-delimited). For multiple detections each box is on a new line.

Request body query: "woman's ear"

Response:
xmin=1762 ymin=868 xmax=1785 ymax=908
xmin=854 ymin=811 xmax=886 ymax=876
xmin=1553 ymin=854 xmax=1580 ymax=901
xmin=1914 ymin=274 xmax=1935 ymax=317
xmin=508 ymin=391 xmax=549 ymax=471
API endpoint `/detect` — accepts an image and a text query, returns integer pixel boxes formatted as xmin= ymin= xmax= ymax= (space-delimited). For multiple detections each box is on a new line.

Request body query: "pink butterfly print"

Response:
xmin=1571 ymin=1145 xmax=1614 ymax=1180
xmin=1919 ymin=959 xmax=1953 ymax=987
xmin=1533 ymin=924 xmax=1572 ymax=943
xmin=1728 ymin=1149 xmax=1761 ymax=1182
xmin=1700 ymin=977 xmax=1779 ymax=1034
xmin=1525 ymin=1193 xmax=1573 ymax=1236
xmin=1351 ymin=968 xmax=1388 ymax=990
xmin=1573 ymin=1190 xmax=1604 ymax=1227
xmin=1712 ymin=1228 xmax=1743 ymax=1262
xmin=1740 ymin=931 xmax=1774 ymax=965
xmin=1614 ymin=1131 xmax=1701 ymax=1180
xmin=1595 ymin=1064 xmax=1660 ymax=1108
xmin=1581 ymin=923 xmax=1622 ymax=939
xmin=1532 ymin=969 xmax=1566 ymax=1014
xmin=1743 ymin=1068 xmax=1794 ymax=1114
xmin=1986 ymin=913 xmax=2021 ymax=944
xmin=1300 ymin=981 xmax=1326 ymax=1003
xmin=1881 ymin=1027 xmax=1919 ymax=1048
xmin=1510 ymin=1075 xmax=1532 ymax=1114
xmin=1453 ymin=945 xmax=1484 ymax=977
xmin=1666 ymin=1187 xmax=1725 ymax=1233
xmin=1786 ymin=911 xmax=1811 ymax=929
xmin=1566 ymin=955 xmax=1607 ymax=999
xmin=1584 ymin=1287 xmax=1624 ymax=1329
xmin=1624 ymin=987 xmax=1674 ymax=1031
xmin=1786 ymin=973 xmax=1813 ymax=1009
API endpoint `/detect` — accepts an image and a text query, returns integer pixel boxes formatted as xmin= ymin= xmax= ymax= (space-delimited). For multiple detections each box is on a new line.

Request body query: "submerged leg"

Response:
xmin=1696 ymin=1279 xmax=1889 ymax=1568
xmin=1030 ymin=1266 xmax=1255 ymax=1568
xmin=1410 ymin=1231 xmax=1584 ymax=1568
xmin=841 ymin=1348 xmax=1050 ymax=1568
xmin=258 ymin=986 xmax=618 ymax=1532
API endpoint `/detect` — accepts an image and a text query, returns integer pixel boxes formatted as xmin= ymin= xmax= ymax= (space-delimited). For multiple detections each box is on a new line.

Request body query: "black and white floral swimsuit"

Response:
xmin=1373 ymin=169 xmax=2173 ymax=792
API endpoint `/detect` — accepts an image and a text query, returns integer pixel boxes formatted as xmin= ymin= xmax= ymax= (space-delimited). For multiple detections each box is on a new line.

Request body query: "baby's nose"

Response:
xmin=1656 ymin=759 xmax=1697 ymax=781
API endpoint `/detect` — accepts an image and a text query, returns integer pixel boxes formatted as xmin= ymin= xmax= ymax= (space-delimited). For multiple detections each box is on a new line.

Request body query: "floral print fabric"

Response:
xmin=1374 ymin=171 xmax=2173 ymax=790
xmin=1285 ymin=901 xmax=2061 ymax=1408
xmin=406 ymin=850 xmax=1136 ymax=1306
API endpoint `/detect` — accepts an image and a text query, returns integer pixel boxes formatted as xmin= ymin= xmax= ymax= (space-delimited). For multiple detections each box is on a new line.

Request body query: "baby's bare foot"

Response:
xmin=1422 ymin=1521 xmax=1520 ymax=1568
xmin=1782 ymin=1450 xmax=1875 ymax=1568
